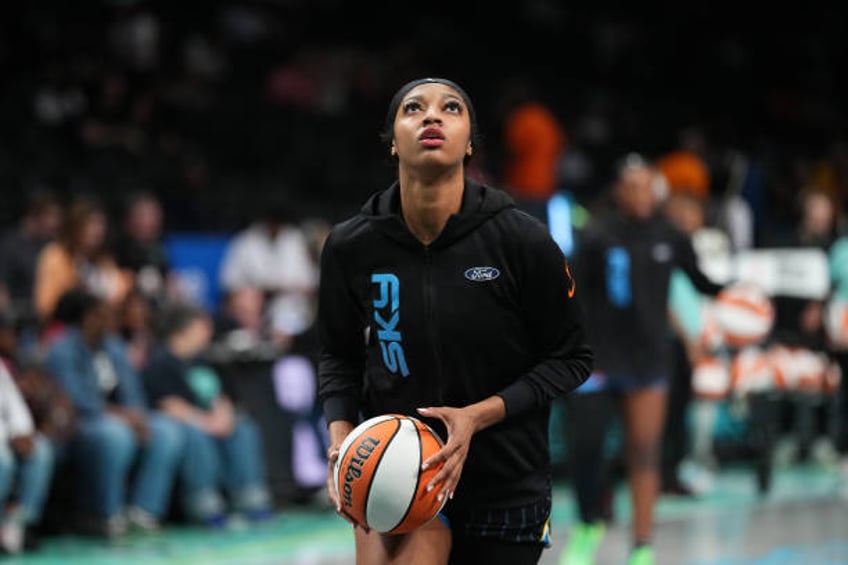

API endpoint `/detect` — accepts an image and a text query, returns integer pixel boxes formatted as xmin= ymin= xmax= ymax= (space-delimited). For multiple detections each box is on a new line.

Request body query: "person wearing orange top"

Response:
xmin=501 ymin=89 xmax=566 ymax=221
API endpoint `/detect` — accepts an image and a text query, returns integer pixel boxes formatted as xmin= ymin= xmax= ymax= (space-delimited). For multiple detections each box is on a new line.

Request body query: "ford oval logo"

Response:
xmin=464 ymin=267 xmax=501 ymax=282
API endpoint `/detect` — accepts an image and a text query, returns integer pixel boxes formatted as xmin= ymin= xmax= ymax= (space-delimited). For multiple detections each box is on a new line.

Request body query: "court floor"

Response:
xmin=6 ymin=463 xmax=848 ymax=565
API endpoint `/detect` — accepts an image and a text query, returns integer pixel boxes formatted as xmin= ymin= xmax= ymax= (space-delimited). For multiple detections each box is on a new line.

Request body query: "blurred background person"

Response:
xmin=44 ymin=290 xmax=184 ymax=537
xmin=0 ymin=190 xmax=63 ymax=348
xmin=564 ymin=155 xmax=724 ymax=565
xmin=33 ymin=196 xmax=133 ymax=337
xmin=218 ymin=196 xmax=319 ymax=348
xmin=762 ymin=187 xmax=842 ymax=467
xmin=118 ymin=288 xmax=156 ymax=373
xmin=0 ymin=351 xmax=55 ymax=555
xmin=497 ymin=78 xmax=567 ymax=222
xmin=143 ymin=303 xmax=273 ymax=527
xmin=113 ymin=190 xmax=173 ymax=309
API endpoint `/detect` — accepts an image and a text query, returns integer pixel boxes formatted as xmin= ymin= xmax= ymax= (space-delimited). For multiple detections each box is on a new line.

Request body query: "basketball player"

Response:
xmin=317 ymin=78 xmax=593 ymax=565
xmin=563 ymin=156 xmax=724 ymax=565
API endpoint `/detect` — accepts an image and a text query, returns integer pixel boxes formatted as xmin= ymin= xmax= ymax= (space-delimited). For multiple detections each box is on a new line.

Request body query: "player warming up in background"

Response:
xmin=563 ymin=155 xmax=724 ymax=565
xmin=317 ymin=77 xmax=593 ymax=565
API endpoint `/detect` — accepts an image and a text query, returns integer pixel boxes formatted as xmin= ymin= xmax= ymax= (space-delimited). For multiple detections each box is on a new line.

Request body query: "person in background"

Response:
xmin=143 ymin=303 xmax=273 ymax=527
xmin=0 ymin=190 xmax=63 ymax=345
xmin=118 ymin=288 xmax=156 ymax=373
xmin=218 ymin=196 xmax=319 ymax=346
xmin=113 ymin=190 xmax=173 ymax=307
xmin=45 ymin=290 xmax=184 ymax=537
xmin=0 ymin=353 xmax=55 ymax=555
xmin=498 ymin=78 xmax=567 ymax=222
xmin=564 ymin=155 xmax=724 ymax=565
xmin=765 ymin=188 xmax=841 ymax=466
xmin=33 ymin=196 xmax=133 ymax=331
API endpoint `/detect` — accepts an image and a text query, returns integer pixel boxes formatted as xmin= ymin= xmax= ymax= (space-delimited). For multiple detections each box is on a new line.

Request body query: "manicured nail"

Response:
xmin=449 ymin=491 xmax=454 ymax=500
xmin=437 ymin=492 xmax=443 ymax=502
xmin=421 ymin=462 xmax=429 ymax=471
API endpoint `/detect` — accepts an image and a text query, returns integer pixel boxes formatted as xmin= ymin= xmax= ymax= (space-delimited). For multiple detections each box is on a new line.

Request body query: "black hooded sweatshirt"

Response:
xmin=317 ymin=179 xmax=593 ymax=508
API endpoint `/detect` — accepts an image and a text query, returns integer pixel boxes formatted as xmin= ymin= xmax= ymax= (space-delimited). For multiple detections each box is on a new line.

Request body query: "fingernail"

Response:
xmin=437 ymin=492 xmax=443 ymax=502
xmin=449 ymin=491 xmax=454 ymax=500
xmin=421 ymin=462 xmax=429 ymax=471
xmin=426 ymin=484 xmax=433 ymax=492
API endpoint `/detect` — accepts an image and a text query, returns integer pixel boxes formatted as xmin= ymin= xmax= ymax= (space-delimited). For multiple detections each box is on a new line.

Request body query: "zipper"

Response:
xmin=424 ymin=247 xmax=444 ymax=404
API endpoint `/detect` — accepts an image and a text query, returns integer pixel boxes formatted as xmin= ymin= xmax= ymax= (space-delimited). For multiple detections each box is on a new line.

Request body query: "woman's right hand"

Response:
xmin=326 ymin=420 xmax=365 ymax=529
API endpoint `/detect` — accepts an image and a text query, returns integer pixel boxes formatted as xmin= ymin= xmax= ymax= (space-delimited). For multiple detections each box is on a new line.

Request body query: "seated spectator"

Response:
xmin=33 ymin=196 xmax=133 ymax=331
xmin=0 ymin=359 xmax=55 ymax=554
xmin=0 ymin=189 xmax=63 ymax=342
xmin=143 ymin=303 xmax=273 ymax=527
xmin=118 ymin=288 xmax=155 ymax=373
xmin=113 ymin=190 xmax=174 ymax=308
xmin=218 ymin=197 xmax=319 ymax=342
xmin=44 ymin=290 xmax=184 ymax=537
xmin=0 ymin=310 xmax=77 ymax=450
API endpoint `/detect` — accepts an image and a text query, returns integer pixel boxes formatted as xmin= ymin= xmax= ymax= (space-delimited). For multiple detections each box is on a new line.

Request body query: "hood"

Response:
xmin=360 ymin=178 xmax=515 ymax=249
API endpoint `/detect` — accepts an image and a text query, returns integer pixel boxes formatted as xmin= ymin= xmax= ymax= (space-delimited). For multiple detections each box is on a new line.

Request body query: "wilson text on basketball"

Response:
xmin=342 ymin=436 xmax=381 ymax=508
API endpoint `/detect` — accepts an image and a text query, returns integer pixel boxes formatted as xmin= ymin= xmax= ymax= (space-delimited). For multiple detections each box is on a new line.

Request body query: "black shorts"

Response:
xmin=439 ymin=495 xmax=551 ymax=565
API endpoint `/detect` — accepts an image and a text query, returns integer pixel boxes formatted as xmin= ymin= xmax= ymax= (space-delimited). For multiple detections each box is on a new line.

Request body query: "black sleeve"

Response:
xmin=496 ymin=227 xmax=594 ymax=418
xmin=316 ymin=231 xmax=366 ymax=425
xmin=674 ymin=229 xmax=724 ymax=297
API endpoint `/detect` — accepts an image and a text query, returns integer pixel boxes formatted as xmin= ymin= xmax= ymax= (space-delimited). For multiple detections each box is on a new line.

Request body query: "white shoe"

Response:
xmin=679 ymin=459 xmax=716 ymax=495
xmin=773 ymin=437 xmax=799 ymax=468
xmin=127 ymin=506 xmax=161 ymax=533
xmin=0 ymin=520 xmax=24 ymax=554
xmin=810 ymin=438 xmax=839 ymax=467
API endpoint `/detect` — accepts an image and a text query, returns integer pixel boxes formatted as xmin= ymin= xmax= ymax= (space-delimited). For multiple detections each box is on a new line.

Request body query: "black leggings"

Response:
xmin=449 ymin=536 xmax=544 ymax=565
xmin=568 ymin=390 xmax=618 ymax=524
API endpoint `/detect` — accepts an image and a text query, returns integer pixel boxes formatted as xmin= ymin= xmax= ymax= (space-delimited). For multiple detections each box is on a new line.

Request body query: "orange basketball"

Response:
xmin=713 ymin=283 xmax=775 ymax=348
xmin=333 ymin=414 xmax=447 ymax=534
xmin=692 ymin=356 xmax=732 ymax=400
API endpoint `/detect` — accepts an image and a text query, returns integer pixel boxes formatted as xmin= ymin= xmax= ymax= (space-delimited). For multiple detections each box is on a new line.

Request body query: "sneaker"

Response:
xmin=127 ymin=506 xmax=161 ymax=533
xmin=75 ymin=514 xmax=127 ymax=538
xmin=774 ymin=437 xmax=799 ymax=467
xmin=810 ymin=437 xmax=840 ymax=467
xmin=628 ymin=545 xmax=655 ymax=565
xmin=560 ymin=522 xmax=605 ymax=565
xmin=0 ymin=520 xmax=24 ymax=554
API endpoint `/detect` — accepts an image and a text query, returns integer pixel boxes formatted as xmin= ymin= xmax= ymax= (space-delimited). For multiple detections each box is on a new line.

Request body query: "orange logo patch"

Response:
xmin=565 ymin=261 xmax=576 ymax=298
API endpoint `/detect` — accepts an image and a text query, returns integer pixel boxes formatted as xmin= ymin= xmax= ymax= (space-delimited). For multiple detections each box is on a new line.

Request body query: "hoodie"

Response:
xmin=318 ymin=179 xmax=593 ymax=508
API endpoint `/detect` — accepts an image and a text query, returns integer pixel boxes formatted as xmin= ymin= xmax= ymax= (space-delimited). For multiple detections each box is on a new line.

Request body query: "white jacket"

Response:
xmin=0 ymin=363 xmax=34 ymax=443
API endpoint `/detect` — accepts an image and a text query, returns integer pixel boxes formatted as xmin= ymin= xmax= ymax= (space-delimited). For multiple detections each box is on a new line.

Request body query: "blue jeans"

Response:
xmin=71 ymin=413 xmax=184 ymax=519
xmin=180 ymin=415 xmax=271 ymax=521
xmin=0 ymin=434 xmax=55 ymax=525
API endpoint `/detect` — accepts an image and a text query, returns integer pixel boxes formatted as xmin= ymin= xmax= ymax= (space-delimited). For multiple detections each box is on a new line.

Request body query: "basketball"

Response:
xmin=730 ymin=346 xmax=776 ymax=395
xmin=769 ymin=346 xmax=827 ymax=394
xmin=333 ymin=414 xmax=447 ymax=534
xmin=713 ymin=283 xmax=775 ymax=347
xmin=692 ymin=356 xmax=731 ymax=400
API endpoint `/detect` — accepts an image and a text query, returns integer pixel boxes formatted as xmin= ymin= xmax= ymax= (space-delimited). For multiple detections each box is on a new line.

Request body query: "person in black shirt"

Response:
xmin=565 ymin=155 xmax=724 ymax=565
xmin=317 ymin=78 xmax=593 ymax=565
xmin=143 ymin=303 xmax=272 ymax=527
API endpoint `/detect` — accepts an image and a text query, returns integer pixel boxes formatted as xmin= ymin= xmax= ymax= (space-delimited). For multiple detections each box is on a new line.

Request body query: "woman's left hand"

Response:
xmin=416 ymin=406 xmax=475 ymax=503
xmin=417 ymin=395 xmax=506 ymax=503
